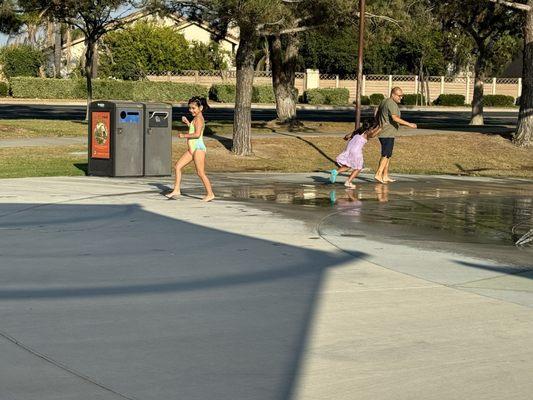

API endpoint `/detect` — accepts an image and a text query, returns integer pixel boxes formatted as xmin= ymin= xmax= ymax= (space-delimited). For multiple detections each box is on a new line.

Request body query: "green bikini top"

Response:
xmin=188 ymin=121 xmax=204 ymax=139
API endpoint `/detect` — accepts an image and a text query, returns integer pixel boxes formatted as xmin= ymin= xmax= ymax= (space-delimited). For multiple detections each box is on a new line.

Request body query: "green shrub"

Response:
xmin=303 ymin=88 xmax=350 ymax=105
xmin=209 ymin=84 xmax=237 ymax=102
xmin=1 ymin=45 xmax=44 ymax=78
xmin=369 ymin=93 xmax=385 ymax=105
xmin=9 ymin=77 xmax=208 ymax=101
xmin=433 ymin=94 xmax=465 ymax=106
xmin=402 ymin=93 xmax=426 ymax=105
xmin=9 ymin=77 xmax=84 ymax=98
xmin=361 ymin=95 xmax=370 ymax=105
xmin=483 ymin=94 xmax=515 ymax=107
xmin=0 ymin=82 xmax=9 ymax=97
xmin=133 ymin=81 xmax=207 ymax=102
xmin=252 ymin=85 xmax=275 ymax=103
xmin=188 ymin=41 xmax=230 ymax=71
xmin=209 ymin=84 xmax=277 ymax=103
xmin=99 ymin=22 xmax=192 ymax=80
xmin=94 ymin=80 xmax=134 ymax=100
xmin=303 ymin=89 xmax=325 ymax=105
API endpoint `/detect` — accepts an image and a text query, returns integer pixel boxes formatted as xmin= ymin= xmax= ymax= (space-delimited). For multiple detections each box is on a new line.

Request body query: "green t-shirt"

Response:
xmin=377 ymin=98 xmax=401 ymax=138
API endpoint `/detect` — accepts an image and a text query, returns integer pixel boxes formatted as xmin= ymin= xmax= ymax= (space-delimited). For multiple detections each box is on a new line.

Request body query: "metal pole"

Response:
xmin=355 ymin=0 xmax=365 ymax=129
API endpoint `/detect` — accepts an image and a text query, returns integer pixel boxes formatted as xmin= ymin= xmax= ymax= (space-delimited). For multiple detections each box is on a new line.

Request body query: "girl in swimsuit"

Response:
xmin=166 ymin=97 xmax=215 ymax=202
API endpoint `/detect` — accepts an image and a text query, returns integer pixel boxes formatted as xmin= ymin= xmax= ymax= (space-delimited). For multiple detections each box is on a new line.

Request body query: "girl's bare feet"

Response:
xmin=202 ymin=193 xmax=215 ymax=202
xmin=344 ymin=182 xmax=356 ymax=189
xmin=165 ymin=191 xmax=181 ymax=199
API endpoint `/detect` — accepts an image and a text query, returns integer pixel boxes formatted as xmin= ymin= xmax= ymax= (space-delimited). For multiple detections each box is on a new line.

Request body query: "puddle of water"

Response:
xmin=213 ymin=181 xmax=533 ymax=248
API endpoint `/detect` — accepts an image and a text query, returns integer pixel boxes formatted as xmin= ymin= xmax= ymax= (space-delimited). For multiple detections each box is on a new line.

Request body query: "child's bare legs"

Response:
xmin=344 ymin=168 xmax=361 ymax=188
xmin=193 ymin=150 xmax=215 ymax=202
xmin=167 ymin=151 xmax=193 ymax=197
xmin=330 ymin=165 xmax=349 ymax=183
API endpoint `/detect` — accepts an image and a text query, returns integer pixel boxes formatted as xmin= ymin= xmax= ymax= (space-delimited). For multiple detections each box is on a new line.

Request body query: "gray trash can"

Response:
xmin=143 ymin=102 xmax=172 ymax=176
xmin=88 ymin=100 xmax=144 ymax=177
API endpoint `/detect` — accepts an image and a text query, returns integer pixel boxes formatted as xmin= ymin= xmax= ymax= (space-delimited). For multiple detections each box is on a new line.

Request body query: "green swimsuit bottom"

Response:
xmin=187 ymin=122 xmax=206 ymax=153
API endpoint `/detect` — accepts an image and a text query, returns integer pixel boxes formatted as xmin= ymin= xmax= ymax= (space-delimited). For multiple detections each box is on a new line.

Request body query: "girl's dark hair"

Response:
xmin=353 ymin=120 xmax=373 ymax=135
xmin=188 ymin=96 xmax=209 ymax=110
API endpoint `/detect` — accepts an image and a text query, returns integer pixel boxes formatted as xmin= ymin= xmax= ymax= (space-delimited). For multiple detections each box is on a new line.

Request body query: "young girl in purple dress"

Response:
xmin=329 ymin=122 xmax=381 ymax=188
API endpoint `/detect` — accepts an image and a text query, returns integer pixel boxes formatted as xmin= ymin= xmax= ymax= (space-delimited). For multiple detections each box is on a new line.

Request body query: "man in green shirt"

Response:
xmin=375 ymin=87 xmax=417 ymax=183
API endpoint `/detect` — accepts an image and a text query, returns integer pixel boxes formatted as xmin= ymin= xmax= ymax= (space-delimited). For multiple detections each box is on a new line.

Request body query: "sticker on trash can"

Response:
xmin=149 ymin=111 xmax=169 ymax=127
xmin=120 ymin=111 xmax=140 ymax=124
xmin=91 ymin=111 xmax=110 ymax=159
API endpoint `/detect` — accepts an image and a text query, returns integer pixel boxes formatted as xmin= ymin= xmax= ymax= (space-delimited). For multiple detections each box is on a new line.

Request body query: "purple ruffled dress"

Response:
xmin=336 ymin=134 xmax=367 ymax=169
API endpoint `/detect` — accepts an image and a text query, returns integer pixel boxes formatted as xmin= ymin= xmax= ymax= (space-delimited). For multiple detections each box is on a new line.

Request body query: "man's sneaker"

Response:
xmin=329 ymin=169 xmax=338 ymax=184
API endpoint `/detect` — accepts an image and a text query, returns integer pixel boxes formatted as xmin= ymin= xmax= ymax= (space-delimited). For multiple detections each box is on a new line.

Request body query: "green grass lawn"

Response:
xmin=1 ymin=133 xmax=532 ymax=179
xmin=0 ymin=119 xmax=87 ymax=138
xmin=0 ymin=118 xmax=358 ymax=140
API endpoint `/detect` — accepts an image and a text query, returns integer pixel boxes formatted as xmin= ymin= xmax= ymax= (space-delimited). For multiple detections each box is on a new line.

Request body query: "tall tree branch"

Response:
xmin=488 ymin=0 xmax=531 ymax=11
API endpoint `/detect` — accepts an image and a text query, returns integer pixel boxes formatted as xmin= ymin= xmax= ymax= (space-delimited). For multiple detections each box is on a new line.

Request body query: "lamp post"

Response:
xmin=355 ymin=0 xmax=365 ymax=129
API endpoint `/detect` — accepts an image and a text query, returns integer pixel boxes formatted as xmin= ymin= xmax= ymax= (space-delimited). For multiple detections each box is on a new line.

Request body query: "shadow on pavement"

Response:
xmin=0 ymin=202 xmax=357 ymax=400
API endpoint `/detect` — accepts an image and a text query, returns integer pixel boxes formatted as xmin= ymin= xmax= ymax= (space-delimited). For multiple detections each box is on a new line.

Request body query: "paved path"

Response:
xmin=0 ymin=173 xmax=532 ymax=400
xmin=0 ymin=103 xmax=518 ymax=126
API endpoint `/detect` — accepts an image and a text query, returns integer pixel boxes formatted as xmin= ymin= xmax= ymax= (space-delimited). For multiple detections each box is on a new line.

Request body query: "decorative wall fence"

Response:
xmin=147 ymin=69 xmax=523 ymax=104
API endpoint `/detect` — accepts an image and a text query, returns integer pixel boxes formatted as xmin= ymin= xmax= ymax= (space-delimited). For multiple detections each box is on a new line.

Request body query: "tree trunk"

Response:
xmin=270 ymin=34 xmax=299 ymax=124
xmin=418 ymin=59 xmax=424 ymax=106
xmin=425 ymin=72 xmax=430 ymax=106
xmin=514 ymin=2 xmax=533 ymax=147
xmin=233 ymin=30 xmax=258 ymax=156
xmin=92 ymin=43 xmax=99 ymax=78
xmin=84 ymin=39 xmax=96 ymax=121
xmin=54 ymin=23 xmax=62 ymax=78
xmin=470 ymin=57 xmax=485 ymax=125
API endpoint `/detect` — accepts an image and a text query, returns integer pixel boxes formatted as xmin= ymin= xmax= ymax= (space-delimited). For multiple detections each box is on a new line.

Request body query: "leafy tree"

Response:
xmin=0 ymin=44 xmax=43 ymax=77
xmin=188 ymin=41 xmax=230 ymax=70
xmin=0 ymin=0 xmax=23 ymax=34
xmin=17 ymin=0 xmax=143 ymax=116
xmin=488 ymin=0 xmax=533 ymax=147
xmin=298 ymin=27 xmax=359 ymax=76
xmin=151 ymin=0 xmax=282 ymax=155
xmin=434 ymin=0 xmax=523 ymax=125
xmin=99 ymin=22 xmax=191 ymax=79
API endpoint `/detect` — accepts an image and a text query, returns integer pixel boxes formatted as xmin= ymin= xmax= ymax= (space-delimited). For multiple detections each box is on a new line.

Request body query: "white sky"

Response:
xmin=0 ymin=5 xmax=136 ymax=46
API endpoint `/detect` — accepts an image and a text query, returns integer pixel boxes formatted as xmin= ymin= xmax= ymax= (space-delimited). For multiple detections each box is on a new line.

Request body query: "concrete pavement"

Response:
xmin=0 ymin=173 xmax=532 ymax=400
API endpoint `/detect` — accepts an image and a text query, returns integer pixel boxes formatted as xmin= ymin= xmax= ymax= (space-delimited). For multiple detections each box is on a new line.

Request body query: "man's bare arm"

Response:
xmin=391 ymin=114 xmax=417 ymax=129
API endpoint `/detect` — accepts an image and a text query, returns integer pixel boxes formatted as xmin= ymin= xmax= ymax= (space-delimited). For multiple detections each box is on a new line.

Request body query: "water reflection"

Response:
xmin=214 ymin=180 xmax=533 ymax=247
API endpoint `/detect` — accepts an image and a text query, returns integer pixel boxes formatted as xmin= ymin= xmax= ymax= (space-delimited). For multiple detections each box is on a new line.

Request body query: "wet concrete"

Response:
xmin=205 ymin=175 xmax=533 ymax=268
xmin=2 ymin=174 xmax=533 ymax=399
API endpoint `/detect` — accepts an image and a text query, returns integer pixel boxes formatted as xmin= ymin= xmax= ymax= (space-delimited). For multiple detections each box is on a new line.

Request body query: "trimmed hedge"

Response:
xmin=0 ymin=82 xmax=9 ymax=97
xmin=132 ymin=81 xmax=207 ymax=101
xmin=9 ymin=77 xmax=208 ymax=101
xmin=209 ymin=84 xmax=236 ymax=103
xmin=303 ymin=88 xmax=350 ymax=105
xmin=360 ymin=95 xmax=370 ymax=105
xmin=10 ymin=77 xmax=85 ymax=99
xmin=369 ymin=93 xmax=385 ymax=105
xmin=433 ymin=94 xmax=465 ymax=106
xmin=209 ymin=84 xmax=277 ymax=103
xmin=402 ymin=94 xmax=426 ymax=105
xmin=483 ymin=94 xmax=515 ymax=107
xmin=252 ymin=85 xmax=276 ymax=103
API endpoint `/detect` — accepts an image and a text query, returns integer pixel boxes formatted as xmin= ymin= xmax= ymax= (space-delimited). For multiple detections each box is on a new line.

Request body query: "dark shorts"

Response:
xmin=379 ymin=138 xmax=395 ymax=158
